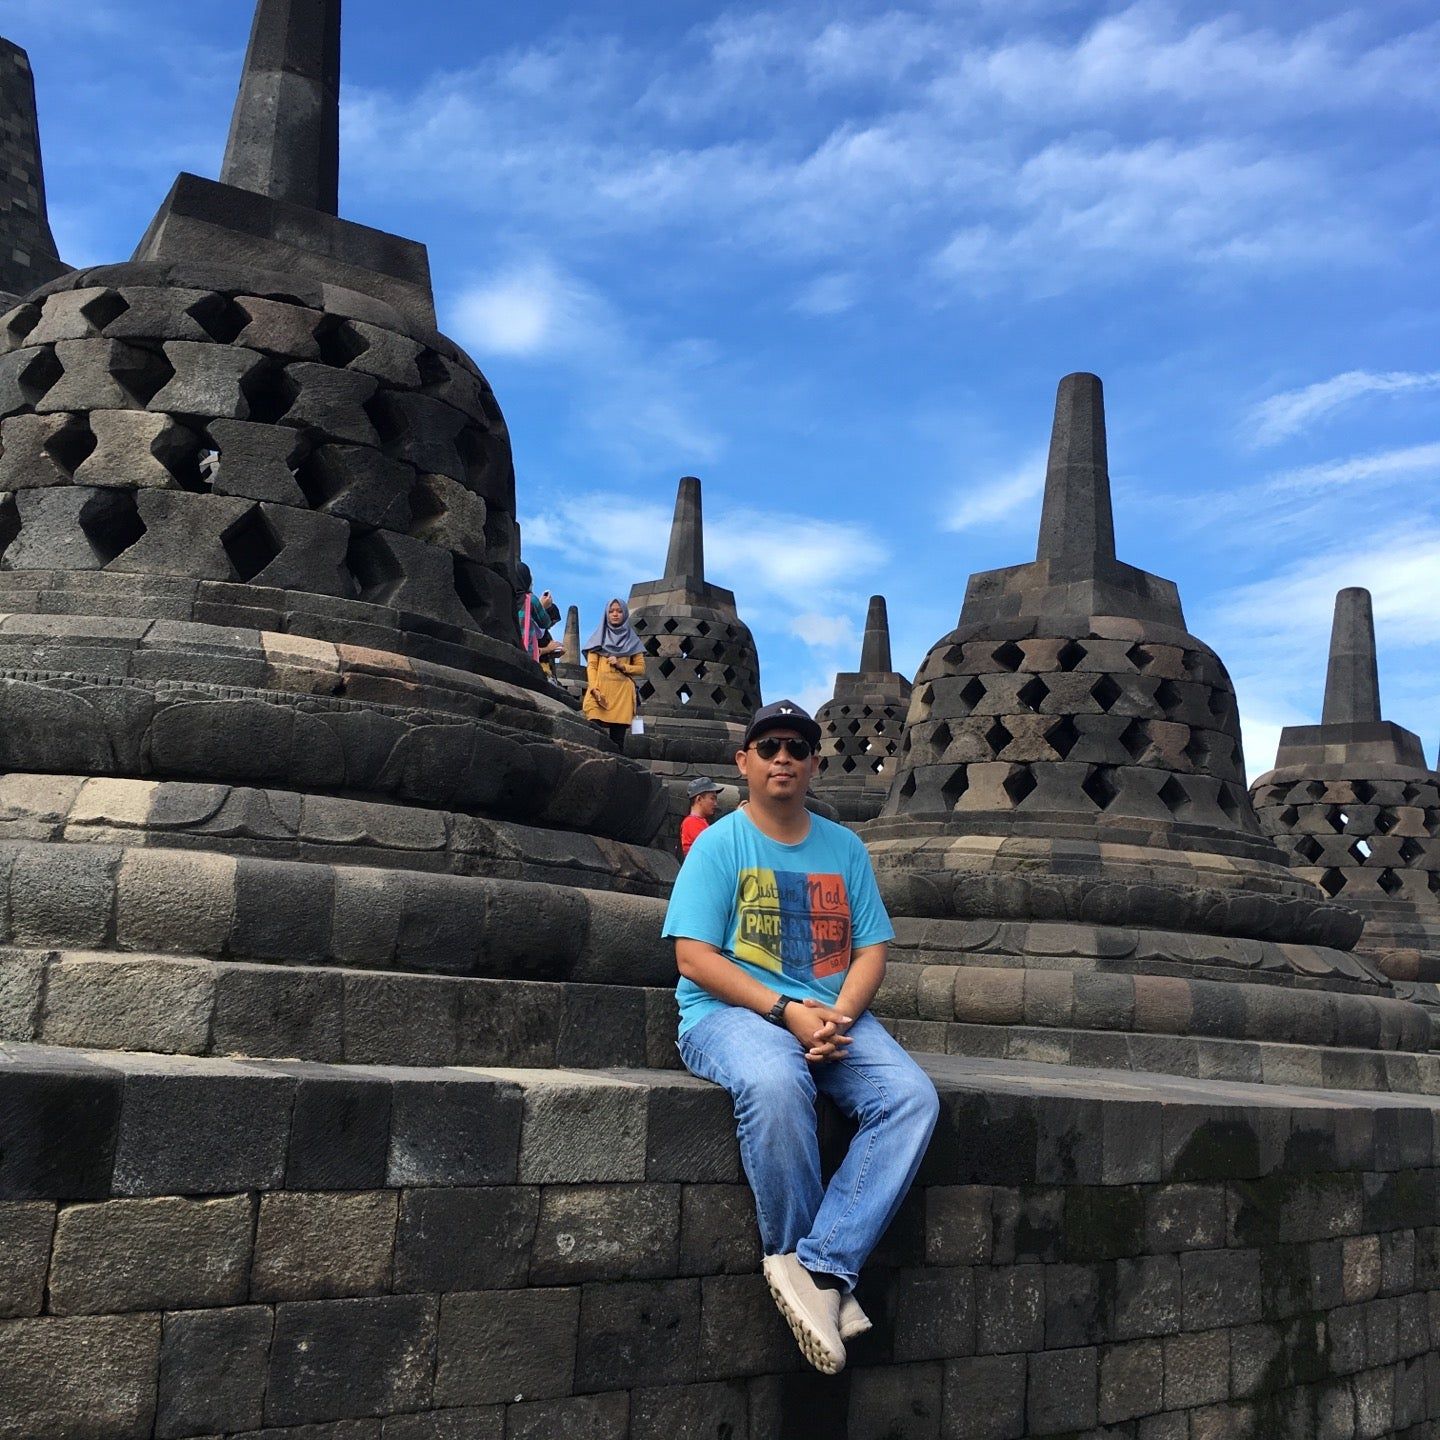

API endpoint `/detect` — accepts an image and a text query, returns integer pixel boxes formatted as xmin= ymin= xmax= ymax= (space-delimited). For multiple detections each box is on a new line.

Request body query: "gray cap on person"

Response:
xmin=686 ymin=776 xmax=721 ymax=798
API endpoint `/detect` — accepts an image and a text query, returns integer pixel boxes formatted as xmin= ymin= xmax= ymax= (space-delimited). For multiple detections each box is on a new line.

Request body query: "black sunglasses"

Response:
xmin=749 ymin=736 xmax=814 ymax=761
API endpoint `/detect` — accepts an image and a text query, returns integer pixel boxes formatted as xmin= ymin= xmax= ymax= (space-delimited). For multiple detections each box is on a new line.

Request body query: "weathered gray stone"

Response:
xmin=38 ymin=338 xmax=158 ymax=412
xmin=207 ymin=417 xmax=308 ymax=504
xmin=236 ymin=296 xmax=324 ymax=360
xmin=0 ymin=952 xmax=45 ymax=1040
xmin=434 ymin=1287 xmax=580 ymax=1406
xmin=1098 ymin=1338 xmax=1164 ymax=1424
xmin=48 ymin=1193 xmax=253 ymax=1314
xmin=147 ymin=341 xmax=264 ymax=419
xmin=266 ymin=1296 xmax=436 ymax=1427
xmin=678 ymin=1184 xmax=759 ymax=1276
xmin=941 ymin=1353 xmax=1026 ymax=1440
xmin=408 ymin=472 xmax=487 ymax=559
xmin=574 ymin=1278 xmax=701 ymax=1391
xmin=848 ymin=1365 xmax=944 ymax=1440
xmin=393 ymin=1186 xmax=538 ymax=1293
xmin=0 ymin=412 xmax=79 ymax=489
xmin=73 ymin=410 xmax=196 ymax=490
xmin=530 ymin=1184 xmax=680 ymax=1284
xmin=0 ymin=1313 xmax=160 ymax=1440
xmin=494 ymin=1070 xmax=648 ymax=1184
xmin=505 ymin=1393 xmax=628 ymax=1440
xmin=283 ymin=361 xmax=379 ymax=444
xmin=212 ymin=962 xmax=343 ymax=1060
xmin=1162 ymin=1328 xmax=1229 ymax=1409
xmin=252 ymin=1191 xmax=397 ymax=1301
xmin=156 ymin=1305 xmax=272 ymax=1439
xmin=41 ymin=954 xmax=214 ymax=1053
xmin=0 ymin=1202 xmax=53 ymax=1318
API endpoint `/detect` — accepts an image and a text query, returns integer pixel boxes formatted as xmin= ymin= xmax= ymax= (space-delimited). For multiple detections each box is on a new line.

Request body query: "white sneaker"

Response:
xmin=762 ymin=1253 xmax=847 ymax=1374
xmin=838 ymin=1291 xmax=872 ymax=1341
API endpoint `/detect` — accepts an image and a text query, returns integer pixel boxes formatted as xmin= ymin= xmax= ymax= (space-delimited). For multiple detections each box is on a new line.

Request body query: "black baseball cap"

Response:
xmin=742 ymin=699 xmax=822 ymax=750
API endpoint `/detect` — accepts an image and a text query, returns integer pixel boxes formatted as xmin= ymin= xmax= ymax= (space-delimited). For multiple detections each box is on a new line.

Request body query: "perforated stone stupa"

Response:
xmin=626 ymin=474 xmax=761 ymax=794
xmin=1252 ymin=587 xmax=1440 ymax=981
xmin=814 ymin=594 xmax=912 ymax=823
xmin=0 ymin=0 xmax=675 ymax=1069
xmin=862 ymin=372 xmax=1432 ymax=1085
xmin=0 ymin=39 xmax=68 ymax=299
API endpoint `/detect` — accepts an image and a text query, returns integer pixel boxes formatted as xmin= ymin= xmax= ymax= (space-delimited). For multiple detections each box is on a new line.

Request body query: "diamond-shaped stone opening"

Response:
xmin=1373 ymin=809 xmax=1396 ymax=835
xmin=1153 ymin=679 xmax=1181 ymax=715
xmin=1216 ymin=784 xmax=1243 ymax=823
xmin=723 ymin=666 xmax=736 ymax=683
xmin=677 ymin=685 xmax=692 ymax=705
xmin=740 ymin=691 xmax=757 ymax=709
xmin=1182 ymin=731 xmax=1209 ymax=770
xmin=860 ymin=739 xmax=873 ymax=754
xmin=657 ymin=657 xmax=676 ymax=679
xmin=1399 ymin=837 xmax=1425 ymax=865
xmin=295 ymin=448 xmax=348 ymax=510
xmin=112 ymin=346 xmax=176 ymax=407
xmin=1090 ymin=674 xmax=1122 ymax=711
xmin=710 ymin=687 xmax=726 ymax=705
xmin=221 ymin=505 xmax=284 ymax=583
xmin=44 ymin=416 xmax=97 ymax=475
xmin=345 ymin=530 xmax=403 ymax=604
xmin=1207 ymin=688 xmax=1232 ymax=720
xmin=1044 ymin=716 xmax=1079 ymax=759
xmin=1324 ymin=806 xmax=1347 ymax=834
xmin=239 ymin=360 xmax=298 ymax=424
xmin=4 ymin=303 xmax=40 ymax=345
xmin=1277 ymin=805 xmax=1300 ymax=827
xmin=78 ymin=488 xmax=147 ymax=564
xmin=1016 ymin=676 xmax=1049 ymax=712
xmin=940 ymin=644 xmax=965 ymax=668
xmin=185 ymin=293 xmax=247 ymax=344
xmin=847 ymin=719 xmax=861 ymax=735
xmin=316 ymin=317 xmax=372 ymax=368
xmin=1157 ymin=775 xmax=1190 ymax=815
xmin=1353 ymin=779 xmax=1375 ymax=804
xmin=1377 ymin=868 xmax=1403 ymax=896
xmin=983 ymin=718 xmax=1013 ymax=756
xmin=942 ymin=765 xmax=970 ymax=807
xmin=1305 ymin=781 xmax=1327 ymax=800
xmin=1318 ymin=868 xmax=1346 ymax=897
xmin=1081 ymin=765 xmax=1118 ymax=810
xmin=159 ymin=427 xmax=212 ymax=495
xmin=696 ymin=621 xmax=711 ymax=636
xmin=1294 ymin=834 xmax=1324 ymax=864
xmin=1118 ymin=718 xmax=1149 ymax=763
xmin=456 ymin=426 xmax=492 ymax=492
xmin=841 ymin=756 xmax=857 ymax=773
xmin=639 ymin=681 xmax=656 ymax=701
xmin=861 ymin=705 xmax=873 ymax=718
xmin=693 ymin=661 xmax=709 ymax=681
xmin=1003 ymin=766 xmax=1037 ymax=807
xmin=0 ymin=493 xmax=19 ymax=563
xmin=1127 ymin=643 xmax=1154 ymax=672
xmin=958 ymin=677 xmax=986 ymax=714
xmin=871 ymin=758 xmax=886 ymax=774
xmin=875 ymin=718 xmax=887 ymax=734
xmin=416 ymin=350 xmax=450 ymax=391
xmin=992 ymin=640 xmax=1025 ymax=672
xmin=16 ymin=346 xmax=62 ymax=405
xmin=899 ymin=772 xmax=917 ymax=800
xmin=450 ymin=557 xmax=495 ymax=625
xmin=1350 ymin=837 xmax=1373 ymax=861
xmin=662 ymin=618 xmax=679 ymax=633
xmin=1055 ymin=639 xmax=1087 ymax=672
xmin=679 ymin=635 xmax=694 ymax=658
xmin=632 ymin=617 xmax=649 ymax=633
xmin=930 ymin=720 xmax=953 ymax=754
xmin=80 ymin=288 xmax=131 ymax=332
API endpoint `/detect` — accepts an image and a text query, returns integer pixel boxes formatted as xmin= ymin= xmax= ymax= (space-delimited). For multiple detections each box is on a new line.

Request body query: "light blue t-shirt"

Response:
xmin=663 ymin=806 xmax=895 ymax=1036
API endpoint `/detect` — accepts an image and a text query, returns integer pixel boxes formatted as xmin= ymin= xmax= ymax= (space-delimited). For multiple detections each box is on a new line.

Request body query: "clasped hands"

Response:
xmin=784 ymin=997 xmax=855 ymax=1064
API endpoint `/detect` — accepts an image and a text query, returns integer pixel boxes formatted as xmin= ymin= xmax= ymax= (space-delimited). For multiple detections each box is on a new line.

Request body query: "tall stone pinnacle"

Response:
xmin=220 ymin=0 xmax=341 ymax=214
xmin=0 ymin=39 xmax=68 ymax=294
xmin=561 ymin=606 xmax=581 ymax=666
xmin=663 ymin=476 xmax=704 ymax=583
xmin=860 ymin=595 xmax=892 ymax=674
xmin=1321 ymin=587 xmax=1382 ymax=726
xmin=1036 ymin=372 xmax=1115 ymax=565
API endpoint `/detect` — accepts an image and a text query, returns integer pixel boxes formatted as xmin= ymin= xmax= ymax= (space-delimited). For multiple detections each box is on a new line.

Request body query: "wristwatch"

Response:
xmin=765 ymin=995 xmax=792 ymax=1027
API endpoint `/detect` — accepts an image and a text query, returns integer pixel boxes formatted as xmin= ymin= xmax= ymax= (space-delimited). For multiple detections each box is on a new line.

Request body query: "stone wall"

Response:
xmin=5 ymin=1044 xmax=1440 ymax=1439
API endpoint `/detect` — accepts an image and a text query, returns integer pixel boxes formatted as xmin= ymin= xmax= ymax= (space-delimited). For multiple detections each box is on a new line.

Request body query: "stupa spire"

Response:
xmin=561 ymin=606 xmax=581 ymax=666
xmin=860 ymin=595 xmax=892 ymax=674
xmin=663 ymin=475 xmax=704 ymax=583
xmin=220 ymin=0 xmax=341 ymax=213
xmin=1036 ymin=372 xmax=1115 ymax=566
xmin=1321 ymin=587 xmax=1382 ymax=726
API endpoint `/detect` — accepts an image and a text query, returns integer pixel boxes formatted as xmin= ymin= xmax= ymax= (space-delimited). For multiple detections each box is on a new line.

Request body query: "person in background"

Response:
xmin=680 ymin=777 xmax=720 ymax=859
xmin=582 ymin=597 xmax=646 ymax=751
xmin=516 ymin=566 xmax=561 ymax=666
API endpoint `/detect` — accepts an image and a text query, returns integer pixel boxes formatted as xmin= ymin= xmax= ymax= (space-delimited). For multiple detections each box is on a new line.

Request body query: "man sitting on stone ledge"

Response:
xmin=663 ymin=699 xmax=940 ymax=1374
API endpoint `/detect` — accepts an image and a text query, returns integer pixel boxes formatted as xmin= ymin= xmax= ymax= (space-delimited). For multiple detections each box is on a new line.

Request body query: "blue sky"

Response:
xmin=10 ymin=0 xmax=1440 ymax=777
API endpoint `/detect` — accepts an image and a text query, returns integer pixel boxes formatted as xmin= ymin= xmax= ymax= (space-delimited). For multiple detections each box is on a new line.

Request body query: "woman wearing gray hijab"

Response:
xmin=582 ymin=598 xmax=646 ymax=752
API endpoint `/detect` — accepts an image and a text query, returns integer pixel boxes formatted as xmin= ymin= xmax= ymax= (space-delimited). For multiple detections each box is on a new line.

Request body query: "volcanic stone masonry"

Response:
xmin=7 ymin=6 xmax=1440 ymax=1439
xmin=0 ymin=39 xmax=68 ymax=300
xmin=815 ymin=593 xmax=913 ymax=823
xmin=1251 ymin=586 xmax=1440 ymax=983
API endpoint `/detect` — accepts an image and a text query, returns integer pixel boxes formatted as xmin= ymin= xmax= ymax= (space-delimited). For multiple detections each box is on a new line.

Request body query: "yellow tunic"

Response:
xmin=582 ymin=650 xmax=645 ymax=725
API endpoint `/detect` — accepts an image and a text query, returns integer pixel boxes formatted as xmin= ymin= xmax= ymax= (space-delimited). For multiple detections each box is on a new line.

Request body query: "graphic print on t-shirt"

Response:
xmin=733 ymin=868 xmax=852 ymax=980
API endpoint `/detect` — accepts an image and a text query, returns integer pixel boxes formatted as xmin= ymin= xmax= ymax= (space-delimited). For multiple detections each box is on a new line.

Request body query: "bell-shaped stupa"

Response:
xmin=626 ymin=475 xmax=761 ymax=798
xmin=1251 ymin=587 xmax=1440 ymax=980
xmin=863 ymin=374 xmax=1430 ymax=1082
xmin=814 ymin=595 xmax=912 ymax=823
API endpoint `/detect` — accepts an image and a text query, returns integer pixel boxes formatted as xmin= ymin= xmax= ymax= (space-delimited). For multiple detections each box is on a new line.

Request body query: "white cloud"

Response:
xmin=451 ymin=259 xmax=599 ymax=357
xmin=1249 ymin=370 xmax=1440 ymax=446
xmin=790 ymin=611 xmax=860 ymax=654
xmin=1272 ymin=442 xmax=1440 ymax=490
xmin=793 ymin=272 xmax=858 ymax=316
xmin=945 ymin=448 xmax=1047 ymax=532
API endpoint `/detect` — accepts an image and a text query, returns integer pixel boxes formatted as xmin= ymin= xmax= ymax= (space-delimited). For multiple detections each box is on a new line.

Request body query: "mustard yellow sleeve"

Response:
xmin=620 ymin=653 xmax=646 ymax=676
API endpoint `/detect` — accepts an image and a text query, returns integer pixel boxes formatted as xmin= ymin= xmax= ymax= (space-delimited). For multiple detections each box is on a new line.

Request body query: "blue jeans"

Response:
xmin=678 ymin=1007 xmax=940 ymax=1292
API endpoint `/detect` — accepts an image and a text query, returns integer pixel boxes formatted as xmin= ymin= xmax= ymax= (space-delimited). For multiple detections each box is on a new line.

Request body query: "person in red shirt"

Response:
xmin=680 ymin=777 xmax=720 ymax=858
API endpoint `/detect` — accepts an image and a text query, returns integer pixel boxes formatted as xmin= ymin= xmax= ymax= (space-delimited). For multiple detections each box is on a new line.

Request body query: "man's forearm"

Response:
xmin=834 ymin=945 xmax=886 ymax=1018
xmin=675 ymin=939 xmax=786 ymax=1013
